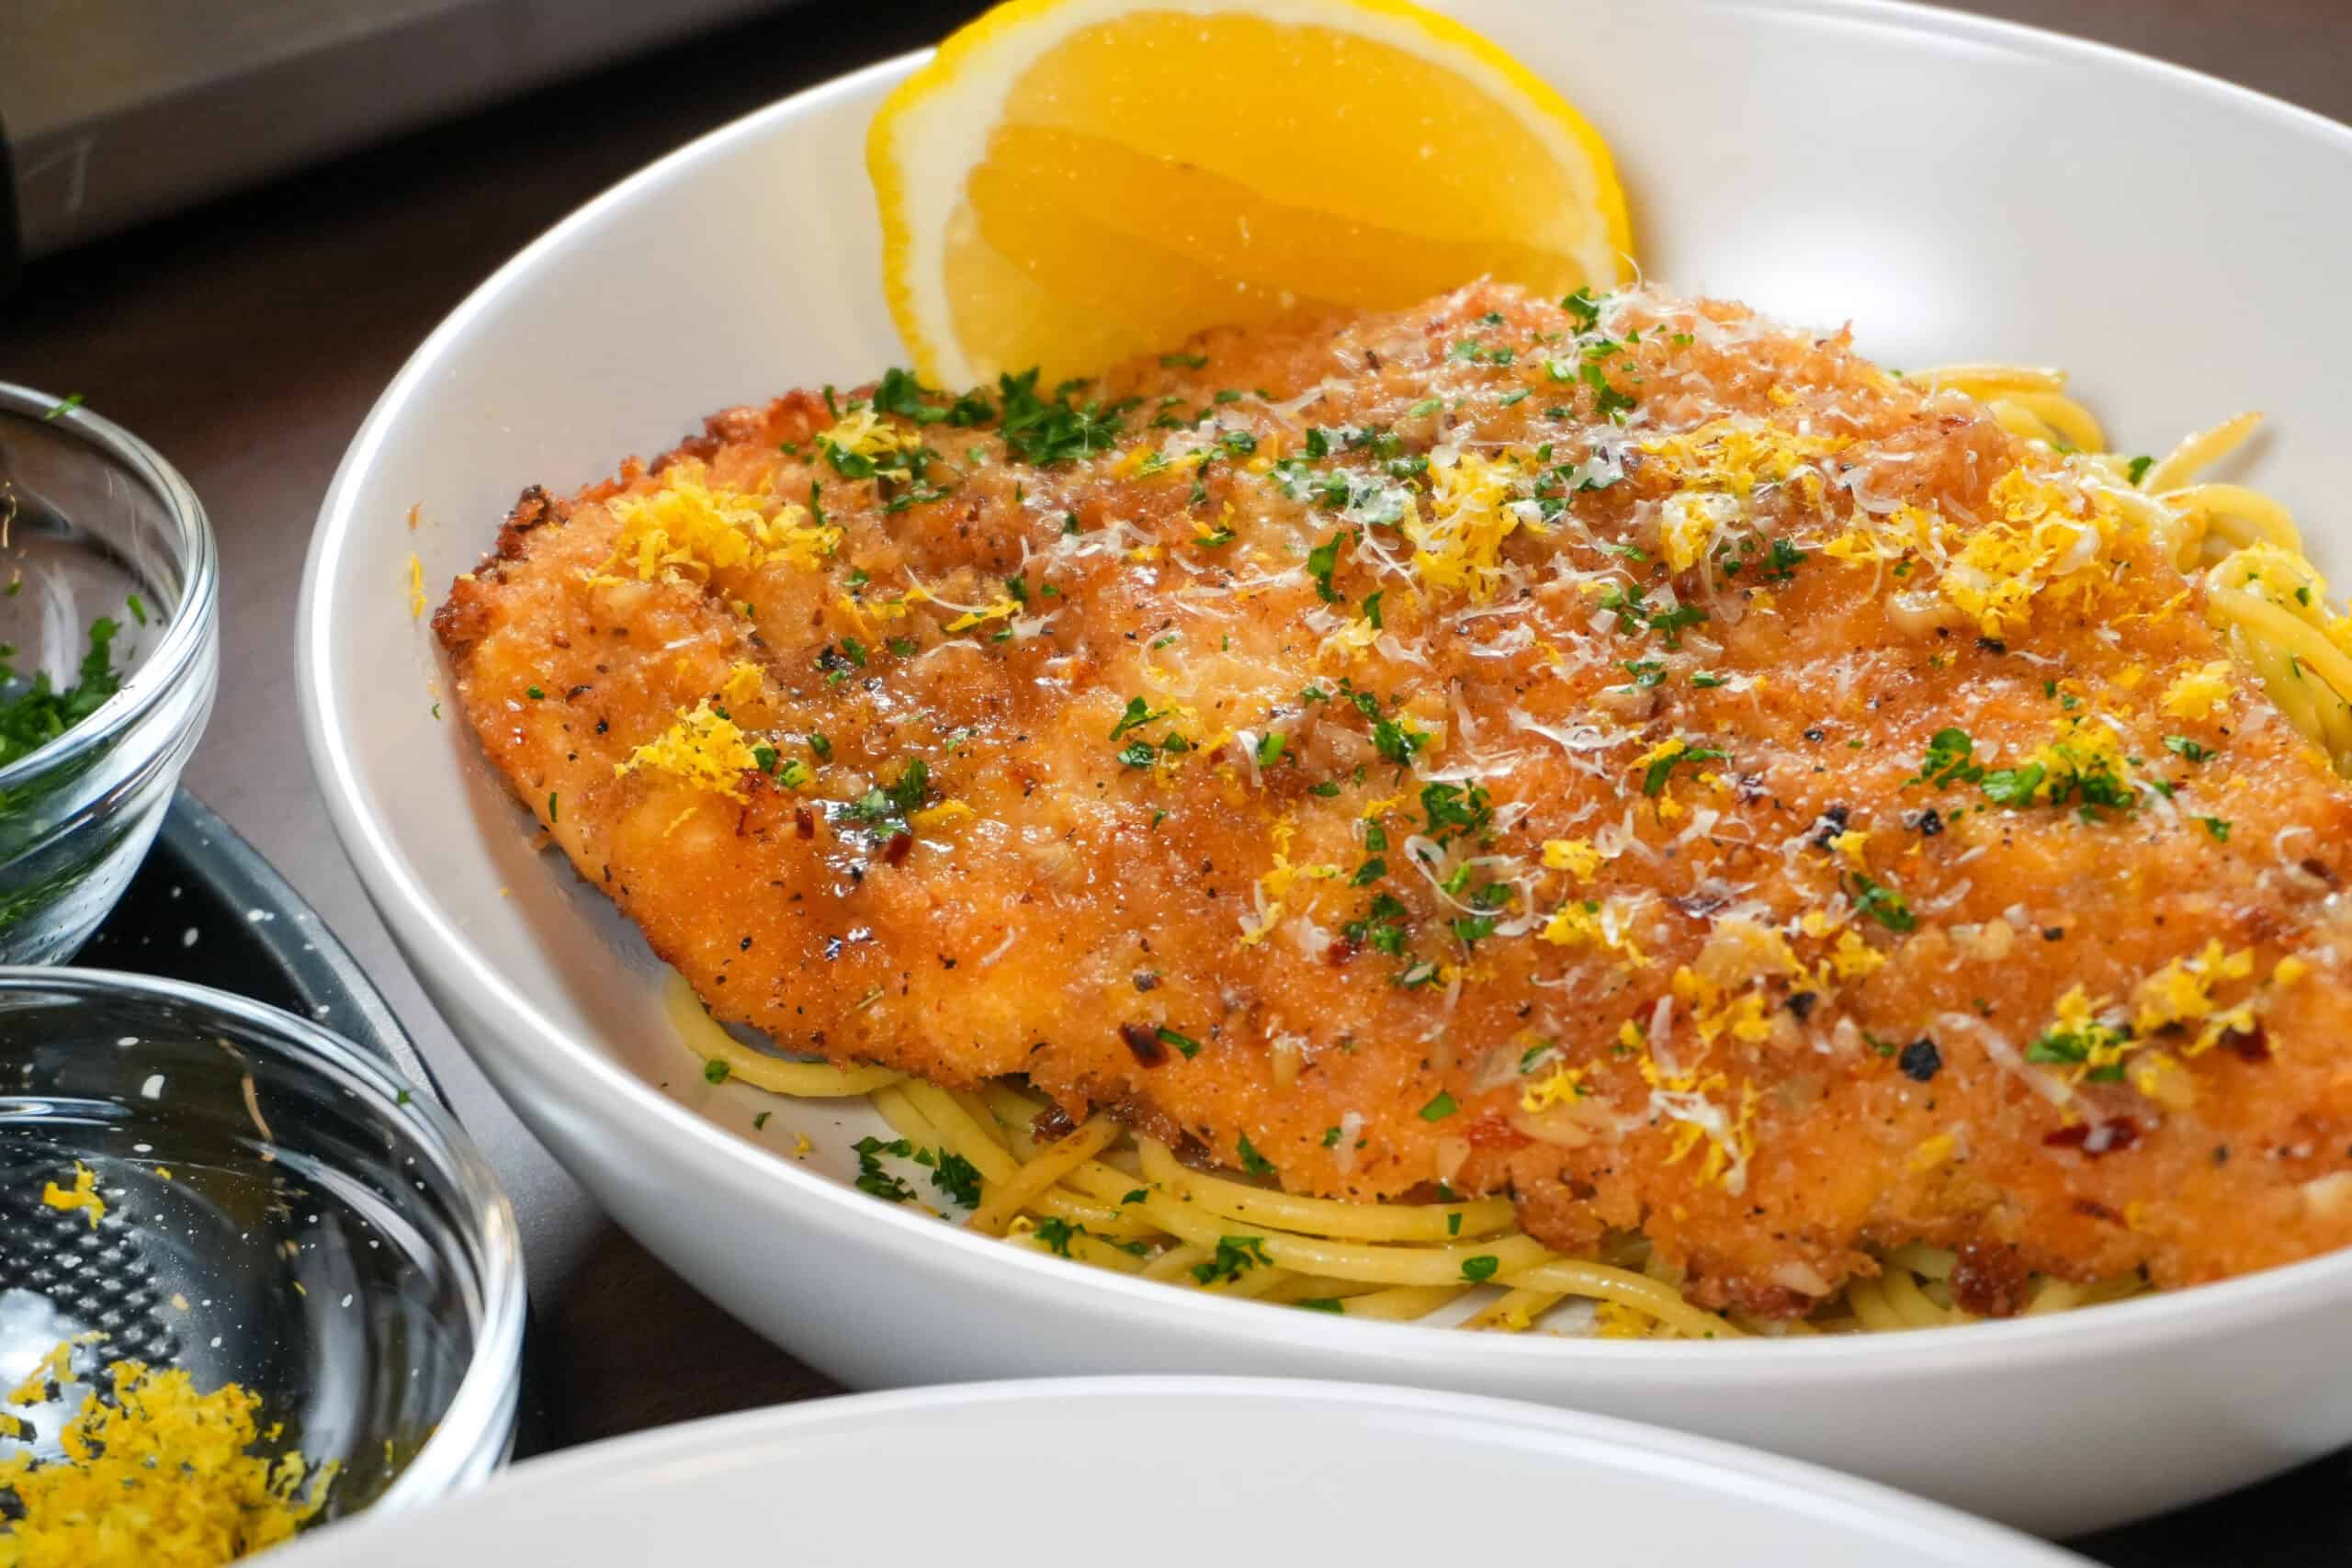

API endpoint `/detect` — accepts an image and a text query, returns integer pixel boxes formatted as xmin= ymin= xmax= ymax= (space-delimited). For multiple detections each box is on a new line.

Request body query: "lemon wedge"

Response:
xmin=869 ymin=0 xmax=1633 ymax=389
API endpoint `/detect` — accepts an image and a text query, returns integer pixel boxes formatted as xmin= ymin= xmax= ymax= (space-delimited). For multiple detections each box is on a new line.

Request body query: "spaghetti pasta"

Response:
xmin=660 ymin=361 xmax=2338 ymax=1340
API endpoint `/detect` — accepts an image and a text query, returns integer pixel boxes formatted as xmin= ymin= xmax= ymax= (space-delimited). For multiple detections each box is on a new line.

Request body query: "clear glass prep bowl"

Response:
xmin=0 ymin=969 xmax=526 ymax=1525
xmin=0 ymin=386 xmax=219 ymax=963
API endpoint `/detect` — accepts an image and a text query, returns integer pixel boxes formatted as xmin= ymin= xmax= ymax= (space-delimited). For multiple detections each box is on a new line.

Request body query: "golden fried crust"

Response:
xmin=439 ymin=283 xmax=2352 ymax=1314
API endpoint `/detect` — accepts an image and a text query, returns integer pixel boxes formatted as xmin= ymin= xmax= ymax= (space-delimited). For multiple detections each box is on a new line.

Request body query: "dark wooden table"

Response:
xmin=5 ymin=2 xmax=2348 ymax=1556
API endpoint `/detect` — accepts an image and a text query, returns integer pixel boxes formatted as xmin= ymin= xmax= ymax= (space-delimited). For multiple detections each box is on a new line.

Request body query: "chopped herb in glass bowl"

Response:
xmin=0 ymin=387 xmax=218 ymax=962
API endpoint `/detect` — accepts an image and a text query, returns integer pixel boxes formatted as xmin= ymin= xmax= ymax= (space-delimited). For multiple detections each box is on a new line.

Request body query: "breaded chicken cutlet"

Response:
xmin=437 ymin=282 xmax=2352 ymax=1317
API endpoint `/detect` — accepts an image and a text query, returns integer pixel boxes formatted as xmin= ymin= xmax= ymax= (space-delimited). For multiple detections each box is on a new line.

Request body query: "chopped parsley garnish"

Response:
xmin=927 ymin=1149 xmax=983 ymax=1207
xmin=1420 ymin=781 xmax=1494 ymax=841
xmin=841 ymin=758 xmax=930 ymax=830
xmin=1255 ymin=731 xmax=1286 ymax=767
xmin=701 ymin=1057 xmax=729 ymax=1084
xmin=1419 ymin=1090 xmax=1458 ymax=1122
xmin=1295 ymin=1297 xmax=1345 ymax=1314
xmin=1910 ymin=727 xmax=1983 ymax=788
xmin=871 ymin=366 xmax=994 ymax=427
xmin=2025 ymin=1014 xmax=2132 ymax=1082
xmin=2165 ymin=734 xmax=2214 ymax=762
xmin=1236 ymin=1133 xmax=1276 ymax=1178
xmin=1110 ymin=695 xmax=1166 ymax=740
xmin=1159 ymin=352 xmax=1209 ymax=369
xmin=995 ymin=368 xmax=1134 ymax=466
xmin=1561 ymin=288 xmax=1602 ymax=333
xmin=1033 ymin=1216 xmax=1080 ymax=1255
xmin=1580 ymin=359 xmax=1634 ymax=422
xmin=1321 ymin=1125 xmax=1343 ymax=1147
xmin=1642 ymin=743 xmax=1725 ymax=797
xmin=1979 ymin=765 xmax=2046 ymax=807
xmin=851 ymin=1136 xmax=918 ymax=1202
xmin=1847 ymin=872 xmax=1917 ymax=932
xmin=1306 ymin=533 xmax=1346 ymax=603
xmin=2125 ymin=455 xmax=2154 ymax=485
xmin=1192 ymin=1235 xmax=1272 ymax=1285
xmin=1155 ymin=1025 xmax=1201 ymax=1059
xmin=1763 ymin=538 xmax=1806 ymax=581
xmin=1459 ymin=1255 xmax=1501 ymax=1283
xmin=0 ymin=616 xmax=121 ymax=769
xmin=2199 ymin=816 xmax=2233 ymax=841
xmin=1599 ymin=581 xmax=1705 ymax=649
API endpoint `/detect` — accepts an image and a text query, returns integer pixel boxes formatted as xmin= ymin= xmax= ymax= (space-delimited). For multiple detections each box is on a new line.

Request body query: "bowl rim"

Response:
xmin=268 ymin=1377 xmax=2084 ymax=1566
xmin=0 ymin=384 xmax=220 ymax=795
xmin=0 ymin=964 xmax=528 ymax=1510
xmin=300 ymin=0 xmax=2352 ymax=1379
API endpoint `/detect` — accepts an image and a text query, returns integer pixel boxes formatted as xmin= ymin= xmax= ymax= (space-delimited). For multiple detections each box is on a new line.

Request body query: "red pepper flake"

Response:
xmin=1119 ymin=1022 xmax=1168 ymax=1066
xmin=1948 ymin=1240 xmax=2031 ymax=1317
xmin=883 ymin=830 xmax=913 ymax=866
xmin=1462 ymin=1112 xmax=1532 ymax=1151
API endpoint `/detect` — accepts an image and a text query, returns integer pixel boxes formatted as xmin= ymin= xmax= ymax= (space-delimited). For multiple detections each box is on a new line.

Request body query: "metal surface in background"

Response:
xmin=0 ymin=0 xmax=794 ymax=263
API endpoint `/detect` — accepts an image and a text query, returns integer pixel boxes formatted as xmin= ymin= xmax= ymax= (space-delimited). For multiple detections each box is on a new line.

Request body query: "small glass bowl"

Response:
xmin=0 ymin=386 xmax=219 ymax=964
xmin=0 ymin=969 xmax=526 ymax=1525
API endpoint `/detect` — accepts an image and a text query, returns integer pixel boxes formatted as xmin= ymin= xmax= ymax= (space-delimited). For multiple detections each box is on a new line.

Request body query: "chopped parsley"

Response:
xmin=1979 ymin=764 xmax=2046 ymax=807
xmin=1642 ymin=743 xmax=1725 ymax=797
xmin=0 ymin=616 xmax=122 ymax=769
xmin=1236 ymin=1132 xmax=1276 ymax=1178
xmin=1847 ymin=872 xmax=1917 ymax=932
xmin=1419 ymin=1090 xmax=1458 ymax=1122
xmin=871 ymin=366 xmax=994 ymax=427
xmin=1910 ymin=727 xmax=1983 ymax=788
xmin=1599 ymin=581 xmax=1705 ymax=648
xmin=1155 ymin=1025 xmax=1201 ymax=1059
xmin=1110 ymin=695 xmax=1166 ymax=740
xmin=840 ymin=757 xmax=930 ymax=831
xmin=2025 ymin=1014 xmax=2131 ymax=1082
xmin=851 ymin=1136 xmax=918 ymax=1202
xmin=1191 ymin=1235 xmax=1272 ymax=1285
xmin=1307 ymin=533 xmax=1347 ymax=603
xmin=1459 ymin=1255 xmax=1501 ymax=1283
xmin=926 ymin=1149 xmax=984 ymax=1207
xmin=2164 ymin=734 xmax=2215 ymax=762
xmin=2199 ymin=816 xmax=2233 ymax=842
xmin=995 ymin=368 xmax=1134 ymax=466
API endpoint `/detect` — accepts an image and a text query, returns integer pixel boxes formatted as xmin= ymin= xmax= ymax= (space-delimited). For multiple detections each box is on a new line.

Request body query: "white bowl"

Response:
xmin=299 ymin=0 xmax=2352 ymax=1536
xmin=267 ymin=1378 xmax=2086 ymax=1567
